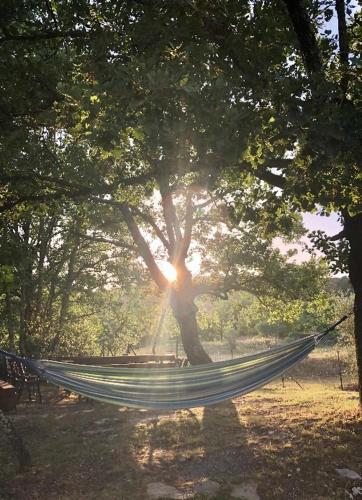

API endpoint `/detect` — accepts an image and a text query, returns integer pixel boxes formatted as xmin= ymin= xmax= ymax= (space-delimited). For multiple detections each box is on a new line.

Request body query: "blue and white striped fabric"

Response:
xmin=26 ymin=334 xmax=320 ymax=409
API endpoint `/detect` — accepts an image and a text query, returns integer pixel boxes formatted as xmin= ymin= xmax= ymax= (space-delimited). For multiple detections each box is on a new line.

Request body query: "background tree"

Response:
xmin=0 ymin=200 xmax=141 ymax=355
xmin=204 ymin=0 xmax=362 ymax=399
xmin=0 ymin=1 xmax=360 ymax=376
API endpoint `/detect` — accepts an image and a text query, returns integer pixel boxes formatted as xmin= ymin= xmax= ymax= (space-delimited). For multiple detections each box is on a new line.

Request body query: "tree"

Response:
xmin=95 ymin=0 xmax=360 ymax=392
xmin=212 ymin=0 xmax=362 ymax=400
xmin=1 ymin=1 xmax=360 ymax=375
xmin=0 ymin=200 xmax=140 ymax=355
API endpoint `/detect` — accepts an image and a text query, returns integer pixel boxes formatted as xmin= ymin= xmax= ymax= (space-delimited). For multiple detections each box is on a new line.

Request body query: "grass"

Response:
xmin=0 ymin=350 xmax=361 ymax=499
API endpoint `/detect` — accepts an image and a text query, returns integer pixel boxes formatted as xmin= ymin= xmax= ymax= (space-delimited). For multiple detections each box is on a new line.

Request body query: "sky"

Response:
xmin=274 ymin=212 xmax=342 ymax=265
xmin=154 ymin=209 xmax=344 ymax=279
xmin=302 ymin=212 xmax=342 ymax=236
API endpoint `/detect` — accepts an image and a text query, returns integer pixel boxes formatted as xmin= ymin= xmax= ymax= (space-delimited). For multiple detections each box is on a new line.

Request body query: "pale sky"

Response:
xmin=157 ymin=212 xmax=344 ymax=279
xmin=274 ymin=212 xmax=342 ymax=265
xmin=302 ymin=212 xmax=342 ymax=236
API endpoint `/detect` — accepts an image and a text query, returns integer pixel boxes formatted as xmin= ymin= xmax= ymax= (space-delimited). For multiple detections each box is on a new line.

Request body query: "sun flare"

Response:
xmin=158 ymin=261 xmax=178 ymax=282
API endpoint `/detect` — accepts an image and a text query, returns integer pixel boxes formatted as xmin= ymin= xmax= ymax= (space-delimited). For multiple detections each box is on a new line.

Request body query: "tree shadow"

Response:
xmin=133 ymin=398 xmax=258 ymax=488
xmin=2 ymin=394 xmax=260 ymax=498
xmin=188 ymin=399 xmax=256 ymax=483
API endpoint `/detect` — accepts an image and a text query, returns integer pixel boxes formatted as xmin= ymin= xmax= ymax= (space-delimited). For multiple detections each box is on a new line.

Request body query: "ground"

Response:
xmin=0 ymin=350 xmax=361 ymax=500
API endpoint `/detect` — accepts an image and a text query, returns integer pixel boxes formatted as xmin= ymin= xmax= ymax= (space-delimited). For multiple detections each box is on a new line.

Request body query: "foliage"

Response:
xmin=95 ymin=287 xmax=159 ymax=356
xmin=0 ymin=202 xmax=142 ymax=355
xmin=196 ymin=275 xmax=340 ymax=343
xmin=0 ymin=1 xmax=360 ymax=368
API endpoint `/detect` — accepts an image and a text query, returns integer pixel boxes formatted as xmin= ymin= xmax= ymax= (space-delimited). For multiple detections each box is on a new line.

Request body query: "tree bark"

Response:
xmin=49 ymin=233 xmax=80 ymax=354
xmin=119 ymin=183 xmax=210 ymax=365
xmin=282 ymin=0 xmax=324 ymax=78
xmin=344 ymin=213 xmax=362 ymax=405
xmin=170 ymin=265 xmax=211 ymax=365
xmin=19 ymin=220 xmax=33 ymax=355
xmin=283 ymin=0 xmax=360 ymax=404
xmin=5 ymin=289 xmax=15 ymax=351
xmin=170 ymin=289 xmax=212 ymax=365
xmin=335 ymin=0 xmax=349 ymax=94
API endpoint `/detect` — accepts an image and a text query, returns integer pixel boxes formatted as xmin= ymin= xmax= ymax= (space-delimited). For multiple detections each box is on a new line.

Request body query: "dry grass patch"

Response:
xmin=0 ymin=378 xmax=360 ymax=499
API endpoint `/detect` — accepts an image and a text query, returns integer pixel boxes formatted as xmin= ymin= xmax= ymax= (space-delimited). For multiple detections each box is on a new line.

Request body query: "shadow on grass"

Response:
xmin=198 ymin=399 xmax=256 ymax=482
xmin=125 ymin=397 xmax=254 ymax=491
xmin=3 ymin=381 xmax=361 ymax=500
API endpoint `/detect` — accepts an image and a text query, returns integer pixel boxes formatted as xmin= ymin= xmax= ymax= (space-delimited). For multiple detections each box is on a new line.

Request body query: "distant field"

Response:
xmin=142 ymin=336 xmax=354 ymax=380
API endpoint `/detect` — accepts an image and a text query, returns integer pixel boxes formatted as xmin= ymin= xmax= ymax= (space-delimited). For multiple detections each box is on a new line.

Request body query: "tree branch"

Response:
xmin=256 ymin=168 xmax=287 ymax=189
xmin=233 ymin=160 xmax=288 ymax=190
xmin=158 ymin=178 xmax=176 ymax=252
xmin=118 ymin=203 xmax=168 ymax=290
xmin=88 ymin=195 xmax=169 ymax=288
xmin=329 ymin=230 xmax=346 ymax=241
xmin=75 ymin=232 xmax=136 ymax=251
xmin=195 ymin=198 xmax=214 ymax=209
xmin=282 ymin=0 xmax=324 ymax=79
xmin=335 ymin=0 xmax=350 ymax=94
xmin=130 ymin=207 xmax=170 ymax=252
xmin=178 ymin=191 xmax=194 ymax=261
xmin=0 ymin=29 xmax=90 ymax=45
xmin=87 ymin=195 xmax=171 ymax=252
xmin=193 ymin=278 xmax=250 ymax=299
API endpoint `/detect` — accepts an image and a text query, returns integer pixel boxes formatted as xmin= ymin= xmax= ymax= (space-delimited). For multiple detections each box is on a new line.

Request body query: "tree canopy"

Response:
xmin=0 ymin=1 xmax=361 ymax=399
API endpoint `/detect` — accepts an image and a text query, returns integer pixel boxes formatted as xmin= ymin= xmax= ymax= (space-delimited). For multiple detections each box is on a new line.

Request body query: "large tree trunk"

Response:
xmin=344 ymin=213 xmax=362 ymax=405
xmin=171 ymin=290 xmax=211 ymax=365
xmin=170 ymin=265 xmax=211 ymax=365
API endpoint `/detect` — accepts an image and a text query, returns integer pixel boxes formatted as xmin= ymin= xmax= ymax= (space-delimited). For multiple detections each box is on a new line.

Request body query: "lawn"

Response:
xmin=0 ymin=353 xmax=361 ymax=500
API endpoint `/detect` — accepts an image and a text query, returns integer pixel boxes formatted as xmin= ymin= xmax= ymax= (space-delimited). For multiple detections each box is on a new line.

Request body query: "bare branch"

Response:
xmin=329 ymin=230 xmax=346 ymax=241
xmin=130 ymin=207 xmax=170 ymax=251
xmin=118 ymin=204 xmax=169 ymax=290
xmin=256 ymin=169 xmax=286 ymax=189
xmin=88 ymin=195 xmax=170 ymax=251
xmin=88 ymin=196 xmax=169 ymax=288
xmin=75 ymin=232 xmax=136 ymax=251
xmin=233 ymin=160 xmax=288 ymax=190
xmin=178 ymin=191 xmax=194 ymax=261
xmin=155 ymin=176 xmax=175 ymax=252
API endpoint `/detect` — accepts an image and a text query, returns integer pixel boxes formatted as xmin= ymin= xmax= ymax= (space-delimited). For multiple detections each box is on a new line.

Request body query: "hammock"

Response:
xmin=0 ymin=315 xmax=349 ymax=410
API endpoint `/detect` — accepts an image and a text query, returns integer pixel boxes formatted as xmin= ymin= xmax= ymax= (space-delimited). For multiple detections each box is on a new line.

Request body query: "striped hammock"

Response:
xmin=27 ymin=334 xmax=321 ymax=409
xmin=0 ymin=315 xmax=348 ymax=410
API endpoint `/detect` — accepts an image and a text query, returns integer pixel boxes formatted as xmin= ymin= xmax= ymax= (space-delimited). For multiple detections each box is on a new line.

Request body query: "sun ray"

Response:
xmin=157 ymin=261 xmax=177 ymax=282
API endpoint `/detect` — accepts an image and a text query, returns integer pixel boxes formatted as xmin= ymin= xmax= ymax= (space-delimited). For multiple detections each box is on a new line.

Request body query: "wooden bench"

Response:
xmin=0 ymin=379 xmax=17 ymax=411
xmin=55 ymin=354 xmax=178 ymax=368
